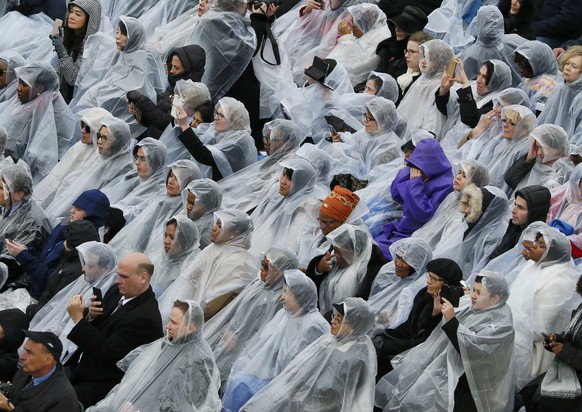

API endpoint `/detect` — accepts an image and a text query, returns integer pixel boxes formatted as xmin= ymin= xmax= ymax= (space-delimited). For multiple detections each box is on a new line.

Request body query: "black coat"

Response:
xmin=66 ymin=285 xmax=163 ymax=406
xmin=488 ymin=184 xmax=551 ymax=261
xmin=305 ymin=244 xmax=388 ymax=304
xmin=373 ymin=287 xmax=442 ymax=377
xmin=11 ymin=363 xmax=79 ymax=412
xmin=0 ymin=309 xmax=29 ymax=381
xmin=435 ymin=86 xmax=493 ymax=128
xmin=26 ymin=251 xmax=83 ymax=319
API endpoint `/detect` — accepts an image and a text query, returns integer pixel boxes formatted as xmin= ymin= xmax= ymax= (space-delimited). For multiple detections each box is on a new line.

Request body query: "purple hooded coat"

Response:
xmin=375 ymin=138 xmax=453 ymax=259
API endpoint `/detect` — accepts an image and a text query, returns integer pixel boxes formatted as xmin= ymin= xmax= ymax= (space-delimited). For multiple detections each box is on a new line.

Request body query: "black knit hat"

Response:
xmin=425 ymin=258 xmax=463 ymax=286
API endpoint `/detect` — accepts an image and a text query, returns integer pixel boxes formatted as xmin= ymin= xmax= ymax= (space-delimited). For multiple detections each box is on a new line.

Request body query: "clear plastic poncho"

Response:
xmin=203 ymin=246 xmax=299 ymax=388
xmin=101 ymin=138 xmax=168 ymax=223
xmin=158 ymin=209 xmax=257 ymax=318
xmin=147 ymin=2 xmax=207 ymax=57
xmin=440 ymin=59 xmax=513 ymax=153
xmin=108 ymin=159 xmax=201 ymax=257
xmin=203 ymin=97 xmax=258 ymax=177
xmin=0 ymin=164 xmax=52 ymax=256
xmin=538 ymin=68 xmax=582 ymax=145
xmin=339 ymin=72 xmax=400 ymax=122
xmin=0 ymin=62 xmax=77 ymax=183
xmin=548 ymin=164 xmax=582 ymax=249
xmin=295 ymin=192 xmax=369 ymax=270
xmin=515 ymin=40 xmax=562 ymax=109
xmin=478 ymin=221 xmax=548 ymax=287
xmin=326 ymin=4 xmax=389 ymax=86
xmin=33 ymin=107 xmax=111 ymax=209
xmin=70 ymin=16 xmax=165 ymax=138
xmin=451 ymin=87 xmax=534 ymax=162
xmin=250 ymin=158 xmax=321 ymax=255
xmin=45 ymin=115 xmax=134 ymax=220
xmin=330 ymin=97 xmax=402 ymax=180
xmin=296 ymin=143 xmax=333 ymax=198
xmin=188 ymin=0 xmax=256 ymax=99
xmin=276 ymin=0 xmax=359 ymax=85
xmin=397 ymin=40 xmax=453 ymax=139
xmin=157 ymin=79 xmax=212 ymax=163
xmin=412 ymin=159 xmax=489 ymax=248
xmin=0 ymin=51 xmax=25 ymax=104
xmin=434 ymin=185 xmax=510 ymax=279
xmin=507 ymin=226 xmax=581 ymax=390
xmin=476 ymin=104 xmax=537 ymax=194
xmin=223 ymin=270 xmax=330 ymax=412
xmin=149 ymin=215 xmax=201 ymax=298
xmin=88 ymin=300 xmax=221 ymax=411
xmin=240 ymin=297 xmax=377 ymax=411
xmin=107 ymin=0 xmax=157 ymax=27
xmin=0 ymin=11 xmax=54 ymax=63
xmin=220 ymin=119 xmax=301 ymax=213
xmin=319 ymin=224 xmax=373 ymax=314
xmin=139 ymin=0 xmax=199 ymax=38
xmin=368 ymin=238 xmax=433 ymax=330
xmin=180 ymin=178 xmax=223 ymax=250
xmin=514 ymin=124 xmax=571 ymax=191
xmin=28 ymin=241 xmax=118 ymax=363
xmin=375 ymin=272 xmax=515 ymax=412
xmin=280 ymin=60 xmax=360 ymax=144
xmin=460 ymin=6 xmax=521 ymax=85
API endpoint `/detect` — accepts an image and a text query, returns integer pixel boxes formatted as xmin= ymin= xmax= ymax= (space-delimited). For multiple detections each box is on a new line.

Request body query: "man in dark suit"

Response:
xmin=65 ymin=252 xmax=163 ymax=408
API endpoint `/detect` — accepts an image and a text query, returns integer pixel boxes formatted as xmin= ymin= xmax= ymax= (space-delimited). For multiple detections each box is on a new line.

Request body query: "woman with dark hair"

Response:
xmin=126 ymin=44 xmax=206 ymax=140
xmin=497 ymin=0 xmax=537 ymax=39
xmin=374 ymin=6 xmax=428 ymax=80
xmin=51 ymin=0 xmax=102 ymax=103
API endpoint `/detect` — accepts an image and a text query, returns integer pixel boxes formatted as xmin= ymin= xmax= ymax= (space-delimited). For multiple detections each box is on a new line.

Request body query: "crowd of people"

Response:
xmin=0 ymin=0 xmax=581 ymax=410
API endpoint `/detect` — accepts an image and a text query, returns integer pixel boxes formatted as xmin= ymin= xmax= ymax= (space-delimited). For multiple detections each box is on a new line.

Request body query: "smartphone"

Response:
xmin=440 ymin=284 xmax=461 ymax=307
xmin=52 ymin=18 xmax=63 ymax=37
xmin=328 ymin=125 xmax=337 ymax=135
xmin=170 ymin=95 xmax=185 ymax=118
xmin=92 ymin=287 xmax=103 ymax=303
xmin=314 ymin=0 xmax=324 ymax=8
xmin=541 ymin=332 xmax=552 ymax=342
xmin=446 ymin=58 xmax=458 ymax=78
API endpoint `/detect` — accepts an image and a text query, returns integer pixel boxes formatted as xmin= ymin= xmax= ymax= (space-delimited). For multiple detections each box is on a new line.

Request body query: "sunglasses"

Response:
xmin=80 ymin=121 xmax=90 ymax=133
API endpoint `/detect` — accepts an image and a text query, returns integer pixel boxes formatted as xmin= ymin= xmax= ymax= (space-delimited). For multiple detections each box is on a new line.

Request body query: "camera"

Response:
xmin=251 ymin=0 xmax=281 ymax=8
xmin=0 ymin=382 xmax=13 ymax=400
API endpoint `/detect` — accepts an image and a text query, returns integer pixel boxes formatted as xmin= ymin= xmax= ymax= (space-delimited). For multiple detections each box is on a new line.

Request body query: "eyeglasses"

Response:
xmin=404 ymin=49 xmax=419 ymax=56
xmin=317 ymin=217 xmax=337 ymax=228
xmin=134 ymin=155 xmax=147 ymax=163
xmin=214 ymin=111 xmax=225 ymax=120
xmin=501 ymin=118 xmax=517 ymax=126
xmin=427 ymin=273 xmax=445 ymax=284
xmin=96 ymin=134 xmax=108 ymax=142
xmin=260 ymin=261 xmax=269 ymax=270
xmin=363 ymin=113 xmax=376 ymax=122
xmin=81 ymin=121 xmax=90 ymax=133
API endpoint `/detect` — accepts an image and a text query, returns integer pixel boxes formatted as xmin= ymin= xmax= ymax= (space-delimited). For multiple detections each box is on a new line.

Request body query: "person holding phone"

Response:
xmin=51 ymin=0 xmax=101 ymax=103
xmin=372 ymin=258 xmax=463 ymax=378
xmin=376 ymin=272 xmax=515 ymax=411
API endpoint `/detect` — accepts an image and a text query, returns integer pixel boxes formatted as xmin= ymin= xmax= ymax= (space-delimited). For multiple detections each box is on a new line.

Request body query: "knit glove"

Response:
xmin=51 ymin=34 xmax=67 ymax=59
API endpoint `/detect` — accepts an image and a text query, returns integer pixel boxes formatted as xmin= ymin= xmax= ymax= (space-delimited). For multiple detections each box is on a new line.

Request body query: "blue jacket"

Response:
xmin=375 ymin=139 xmax=453 ymax=259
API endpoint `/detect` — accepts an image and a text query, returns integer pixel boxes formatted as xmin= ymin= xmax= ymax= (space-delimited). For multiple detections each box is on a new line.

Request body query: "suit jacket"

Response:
xmin=66 ymin=285 xmax=163 ymax=385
